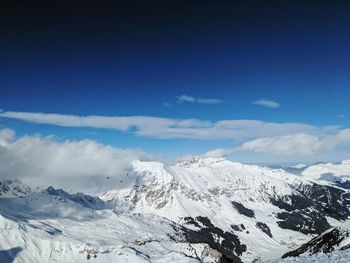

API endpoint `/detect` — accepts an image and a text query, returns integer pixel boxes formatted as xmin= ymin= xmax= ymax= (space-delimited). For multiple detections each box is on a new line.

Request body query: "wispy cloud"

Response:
xmin=163 ymin=101 xmax=173 ymax=107
xmin=176 ymin=94 xmax=223 ymax=104
xmin=0 ymin=111 xmax=321 ymax=140
xmin=176 ymin=95 xmax=195 ymax=103
xmin=196 ymin=98 xmax=223 ymax=104
xmin=1 ymin=111 xmax=350 ymax=159
xmin=252 ymin=99 xmax=280 ymax=108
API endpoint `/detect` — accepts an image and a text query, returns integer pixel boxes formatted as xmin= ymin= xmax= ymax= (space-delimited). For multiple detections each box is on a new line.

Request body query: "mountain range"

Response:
xmin=1 ymin=158 xmax=350 ymax=262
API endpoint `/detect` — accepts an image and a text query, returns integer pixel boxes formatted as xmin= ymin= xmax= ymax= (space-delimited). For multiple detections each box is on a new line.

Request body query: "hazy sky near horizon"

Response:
xmin=1 ymin=1 xmax=350 ymax=163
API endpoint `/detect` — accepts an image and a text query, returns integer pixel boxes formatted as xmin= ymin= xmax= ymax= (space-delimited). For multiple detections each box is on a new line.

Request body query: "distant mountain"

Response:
xmin=298 ymin=160 xmax=350 ymax=188
xmin=0 ymin=179 xmax=31 ymax=197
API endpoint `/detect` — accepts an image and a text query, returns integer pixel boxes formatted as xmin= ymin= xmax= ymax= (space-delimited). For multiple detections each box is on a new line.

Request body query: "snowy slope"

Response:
xmin=269 ymin=250 xmax=350 ymax=263
xmin=0 ymin=186 xmax=224 ymax=263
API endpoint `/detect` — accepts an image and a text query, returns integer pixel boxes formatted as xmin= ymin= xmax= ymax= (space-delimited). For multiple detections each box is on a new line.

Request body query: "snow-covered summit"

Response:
xmin=300 ymin=159 xmax=350 ymax=185
xmin=176 ymin=156 xmax=227 ymax=168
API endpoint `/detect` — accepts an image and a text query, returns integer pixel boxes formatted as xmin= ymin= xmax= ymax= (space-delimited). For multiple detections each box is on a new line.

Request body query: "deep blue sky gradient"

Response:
xmin=0 ymin=1 xmax=349 ymax=161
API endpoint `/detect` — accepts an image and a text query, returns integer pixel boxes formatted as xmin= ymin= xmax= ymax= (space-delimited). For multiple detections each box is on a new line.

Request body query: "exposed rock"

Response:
xmin=230 ymin=224 xmax=245 ymax=232
xmin=181 ymin=216 xmax=247 ymax=263
xmin=232 ymin=201 xmax=255 ymax=218
xmin=256 ymin=222 xmax=272 ymax=238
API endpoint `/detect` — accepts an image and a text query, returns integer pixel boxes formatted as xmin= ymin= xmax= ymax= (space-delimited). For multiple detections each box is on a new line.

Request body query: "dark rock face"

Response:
xmin=270 ymin=183 xmax=350 ymax=235
xmin=303 ymin=184 xmax=350 ymax=220
xmin=335 ymin=180 xmax=350 ymax=189
xmin=181 ymin=216 xmax=247 ymax=263
xmin=275 ymin=211 xmax=330 ymax=235
xmin=232 ymin=201 xmax=255 ymax=218
xmin=231 ymin=224 xmax=245 ymax=232
xmin=283 ymin=227 xmax=350 ymax=258
xmin=256 ymin=222 xmax=272 ymax=238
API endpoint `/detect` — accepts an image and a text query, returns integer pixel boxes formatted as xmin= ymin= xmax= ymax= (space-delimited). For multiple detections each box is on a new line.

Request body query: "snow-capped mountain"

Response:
xmin=1 ymin=157 xmax=350 ymax=262
xmin=297 ymin=160 xmax=350 ymax=188
xmin=99 ymin=157 xmax=350 ymax=261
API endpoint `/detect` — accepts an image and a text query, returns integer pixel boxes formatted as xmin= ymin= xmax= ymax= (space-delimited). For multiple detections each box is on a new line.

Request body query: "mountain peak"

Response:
xmin=176 ymin=156 xmax=227 ymax=168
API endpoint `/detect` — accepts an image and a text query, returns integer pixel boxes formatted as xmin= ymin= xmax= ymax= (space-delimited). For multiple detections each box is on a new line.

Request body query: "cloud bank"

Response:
xmin=0 ymin=128 xmax=151 ymax=193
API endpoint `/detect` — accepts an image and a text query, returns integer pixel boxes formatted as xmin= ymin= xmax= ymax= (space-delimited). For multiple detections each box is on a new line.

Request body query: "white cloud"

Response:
xmin=0 ymin=111 xmax=322 ymax=140
xmin=203 ymin=148 xmax=236 ymax=158
xmin=176 ymin=95 xmax=196 ymax=103
xmin=238 ymin=133 xmax=321 ymax=155
xmin=252 ymin=99 xmax=280 ymax=108
xmin=176 ymin=94 xmax=222 ymax=104
xmin=204 ymin=129 xmax=350 ymax=157
xmin=0 ymin=128 xmax=15 ymax=146
xmin=0 ymin=128 xmax=152 ymax=193
xmin=238 ymin=130 xmax=350 ymax=155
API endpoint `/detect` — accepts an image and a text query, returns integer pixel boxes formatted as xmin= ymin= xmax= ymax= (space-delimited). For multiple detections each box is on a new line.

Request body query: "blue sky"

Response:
xmin=0 ymin=1 xmax=349 ymax=163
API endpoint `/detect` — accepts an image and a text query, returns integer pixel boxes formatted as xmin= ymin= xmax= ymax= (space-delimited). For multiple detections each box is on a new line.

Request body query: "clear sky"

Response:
xmin=0 ymin=1 xmax=349 ymax=164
